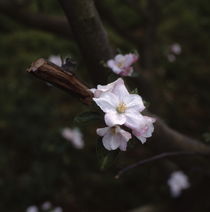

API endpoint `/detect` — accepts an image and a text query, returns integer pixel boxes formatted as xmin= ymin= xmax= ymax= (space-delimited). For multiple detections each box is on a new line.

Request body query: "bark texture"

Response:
xmin=59 ymin=0 xmax=114 ymax=85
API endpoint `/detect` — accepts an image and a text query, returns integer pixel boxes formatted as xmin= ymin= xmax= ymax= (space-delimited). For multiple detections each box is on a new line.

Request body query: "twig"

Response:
xmin=115 ymin=151 xmax=210 ymax=179
xmin=27 ymin=58 xmax=93 ymax=104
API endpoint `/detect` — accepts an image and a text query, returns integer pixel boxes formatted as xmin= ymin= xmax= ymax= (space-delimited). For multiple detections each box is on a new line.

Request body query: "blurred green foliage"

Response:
xmin=0 ymin=0 xmax=210 ymax=211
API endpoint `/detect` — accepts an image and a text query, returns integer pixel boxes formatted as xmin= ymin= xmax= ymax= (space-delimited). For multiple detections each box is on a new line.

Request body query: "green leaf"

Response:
xmin=96 ymin=138 xmax=120 ymax=170
xmin=74 ymin=111 xmax=101 ymax=124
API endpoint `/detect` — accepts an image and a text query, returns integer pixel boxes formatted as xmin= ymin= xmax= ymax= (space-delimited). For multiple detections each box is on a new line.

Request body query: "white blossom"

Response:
xmin=167 ymin=171 xmax=190 ymax=197
xmin=26 ymin=206 xmax=39 ymax=212
xmin=41 ymin=201 xmax=52 ymax=210
xmin=107 ymin=53 xmax=138 ymax=76
xmin=131 ymin=116 xmax=156 ymax=144
xmin=61 ymin=127 xmax=84 ymax=149
xmin=170 ymin=43 xmax=182 ymax=55
xmin=52 ymin=207 xmax=63 ymax=212
xmin=48 ymin=55 xmax=62 ymax=67
xmin=93 ymin=79 xmax=145 ymax=128
xmin=97 ymin=126 xmax=131 ymax=151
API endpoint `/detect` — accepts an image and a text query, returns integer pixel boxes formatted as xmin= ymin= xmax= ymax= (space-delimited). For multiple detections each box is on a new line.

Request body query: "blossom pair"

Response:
xmin=91 ymin=78 xmax=155 ymax=151
xmin=107 ymin=53 xmax=138 ymax=76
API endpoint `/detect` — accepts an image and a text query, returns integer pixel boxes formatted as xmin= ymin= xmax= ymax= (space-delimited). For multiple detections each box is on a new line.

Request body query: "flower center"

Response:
xmin=116 ymin=102 xmax=127 ymax=113
xmin=111 ymin=127 xmax=117 ymax=134
xmin=117 ymin=61 xmax=125 ymax=68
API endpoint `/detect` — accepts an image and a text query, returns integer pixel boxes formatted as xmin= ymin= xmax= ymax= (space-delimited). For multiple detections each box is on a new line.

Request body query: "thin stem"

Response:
xmin=115 ymin=151 xmax=210 ymax=179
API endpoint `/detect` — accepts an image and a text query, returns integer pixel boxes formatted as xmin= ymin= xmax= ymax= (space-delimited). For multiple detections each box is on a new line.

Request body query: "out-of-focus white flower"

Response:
xmin=97 ymin=126 xmax=131 ymax=151
xmin=170 ymin=43 xmax=182 ymax=55
xmin=48 ymin=55 xmax=62 ymax=67
xmin=52 ymin=207 xmax=63 ymax=212
xmin=90 ymin=78 xmax=123 ymax=98
xmin=93 ymin=79 xmax=145 ymax=127
xmin=41 ymin=201 xmax=52 ymax=210
xmin=61 ymin=127 xmax=84 ymax=149
xmin=132 ymin=116 xmax=156 ymax=144
xmin=167 ymin=171 xmax=190 ymax=197
xmin=107 ymin=53 xmax=138 ymax=76
xmin=26 ymin=206 xmax=39 ymax=212
xmin=167 ymin=54 xmax=176 ymax=62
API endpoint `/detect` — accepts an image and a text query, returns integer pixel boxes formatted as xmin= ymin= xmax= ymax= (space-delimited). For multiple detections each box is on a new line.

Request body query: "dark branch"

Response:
xmin=116 ymin=151 xmax=210 ymax=178
xmin=0 ymin=3 xmax=72 ymax=38
xmin=58 ymin=0 xmax=114 ymax=85
xmin=27 ymin=58 xmax=93 ymax=104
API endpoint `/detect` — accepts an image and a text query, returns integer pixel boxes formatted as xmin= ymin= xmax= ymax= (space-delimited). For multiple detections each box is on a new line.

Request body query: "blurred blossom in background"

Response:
xmin=26 ymin=206 xmax=38 ymax=212
xmin=48 ymin=55 xmax=62 ymax=67
xmin=167 ymin=171 xmax=190 ymax=197
xmin=61 ymin=127 xmax=84 ymax=149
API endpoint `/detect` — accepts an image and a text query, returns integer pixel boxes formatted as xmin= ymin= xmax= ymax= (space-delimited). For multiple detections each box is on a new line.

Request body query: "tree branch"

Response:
xmin=26 ymin=0 xmax=210 ymax=170
xmin=26 ymin=58 xmax=93 ymax=104
xmin=26 ymin=58 xmax=210 ymax=158
xmin=58 ymin=0 xmax=114 ymax=85
xmin=116 ymin=151 xmax=210 ymax=178
xmin=0 ymin=3 xmax=72 ymax=38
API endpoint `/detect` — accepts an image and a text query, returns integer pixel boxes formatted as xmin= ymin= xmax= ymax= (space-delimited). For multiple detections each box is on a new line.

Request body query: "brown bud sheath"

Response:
xmin=27 ymin=58 xmax=93 ymax=104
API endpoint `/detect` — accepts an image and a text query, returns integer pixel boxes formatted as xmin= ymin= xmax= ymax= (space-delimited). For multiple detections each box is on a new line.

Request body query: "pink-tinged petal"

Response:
xmin=105 ymin=112 xmax=126 ymax=127
xmin=124 ymin=112 xmax=145 ymax=129
xmin=96 ymin=127 xmax=109 ymax=137
xmin=93 ymin=92 xmax=119 ymax=113
xmin=125 ymin=94 xmax=145 ymax=112
xmin=120 ymin=67 xmax=134 ymax=76
xmin=132 ymin=116 xmax=155 ymax=144
xmin=133 ymin=54 xmax=139 ymax=63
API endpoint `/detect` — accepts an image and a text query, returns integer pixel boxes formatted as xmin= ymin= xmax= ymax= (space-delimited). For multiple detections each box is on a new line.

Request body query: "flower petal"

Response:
xmin=105 ymin=112 xmax=126 ymax=127
xmin=96 ymin=127 xmax=109 ymax=137
xmin=115 ymin=54 xmax=125 ymax=62
xmin=102 ymin=134 xmax=112 ymax=150
xmin=125 ymin=94 xmax=145 ymax=112
xmin=93 ymin=92 xmax=119 ymax=113
xmin=124 ymin=112 xmax=145 ymax=129
xmin=110 ymin=134 xmax=121 ymax=150
xmin=132 ymin=116 xmax=155 ymax=144
xmin=112 ymin=79 xmax=129 ymax=100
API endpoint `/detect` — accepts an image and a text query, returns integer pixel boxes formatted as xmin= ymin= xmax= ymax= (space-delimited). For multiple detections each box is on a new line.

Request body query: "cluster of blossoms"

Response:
xmin=91 ymin=78 xmax=155 ymax=151
xmin=107 ymin=53 xmax=138 ymax=76
xmin=167 ymin=171 xmax=190 ymax=197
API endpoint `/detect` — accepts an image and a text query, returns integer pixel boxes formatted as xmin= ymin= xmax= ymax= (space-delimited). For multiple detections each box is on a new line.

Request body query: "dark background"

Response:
xmin=0 ymin=0 xmax=210 ymax=211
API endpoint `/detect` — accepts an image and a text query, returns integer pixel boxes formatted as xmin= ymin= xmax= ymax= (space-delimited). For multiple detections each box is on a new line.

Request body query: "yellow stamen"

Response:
xmin=117 ymin=61 xmax=125 ymax=68
xmin=116 ymin=103 xmax=127 ymax=113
